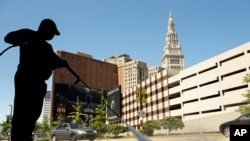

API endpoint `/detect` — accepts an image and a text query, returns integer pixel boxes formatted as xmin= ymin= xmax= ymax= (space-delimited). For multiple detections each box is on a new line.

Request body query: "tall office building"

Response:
xmin=106 ymin=54 xmax=132 ymax=93
xmin=148 ymin=66 xmax=164 ymax=78
xmin=124 ymin=60 xmax=148 ymax=93
xmin=106 ymin=54 xmax=148 ymax=94
xmin=43 ymin=91 xmax=52 ymax=121
xmin=161 ymin=13 xmax=184 ymax=71
xmin=106 ymin=54 xmax=132 ymax=67
xmin=42 ymin=91 xmax=52 ymax=124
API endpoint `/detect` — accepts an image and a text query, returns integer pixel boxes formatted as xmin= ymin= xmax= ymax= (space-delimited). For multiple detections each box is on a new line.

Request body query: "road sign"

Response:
xmin=138 ymin=111 xmax=145 ymax=118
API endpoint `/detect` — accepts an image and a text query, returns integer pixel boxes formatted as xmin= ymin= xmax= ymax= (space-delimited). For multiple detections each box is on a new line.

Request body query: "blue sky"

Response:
xmin=0 ymin=0 xmax=250 ymax=122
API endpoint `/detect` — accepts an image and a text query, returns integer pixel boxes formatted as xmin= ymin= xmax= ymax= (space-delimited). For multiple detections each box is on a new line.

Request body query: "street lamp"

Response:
xmin=9 ymin=104 xmax=12 ymax=116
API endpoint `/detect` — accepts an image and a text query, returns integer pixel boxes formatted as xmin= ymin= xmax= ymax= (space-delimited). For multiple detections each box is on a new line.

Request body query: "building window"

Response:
xmin=170 ymin=59 xmax=180 ymax=64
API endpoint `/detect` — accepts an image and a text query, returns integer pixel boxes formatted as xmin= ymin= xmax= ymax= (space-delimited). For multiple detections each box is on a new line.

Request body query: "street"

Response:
xmin=0 ymin=134 xmax=228 ymax=141
xmin=93 ymin=134 xmax=228 ymax=141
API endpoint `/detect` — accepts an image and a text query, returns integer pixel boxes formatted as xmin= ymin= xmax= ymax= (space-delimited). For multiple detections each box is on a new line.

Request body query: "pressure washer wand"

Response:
xmin=65 ymin=65 xmax=81 ymax=85
xmin=0 ymin=45 xmax=17 ymax=56
xmin=66 ymin=65 xmax=151 ymax=141
xmin=66 ymin=65 xmax=118 ymax=114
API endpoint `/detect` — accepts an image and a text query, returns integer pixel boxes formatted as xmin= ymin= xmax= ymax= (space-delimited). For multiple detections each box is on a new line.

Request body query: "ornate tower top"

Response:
xmin=161 ymin=13 xmax=184 ymax=71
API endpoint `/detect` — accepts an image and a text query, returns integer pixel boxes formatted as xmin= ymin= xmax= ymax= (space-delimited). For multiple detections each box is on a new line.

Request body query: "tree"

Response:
xmin=67 ymin=96 xmax=85 ymax=125
xmin=33 ymin=115 xmax=52 ymax=139
xmin=0 ymin=121 xmax=11 ymax=136
xmin=107 ymin=124 xmax=128 ymax=137
xmin=237 ymin=74 xmax=250 ymax=114
xmin=34 ymin=122 xmax=41 ymax=133
xmin=161 ymin=116 xmax=184 ymax=135
xmin=142 ymin=120 xmax=161 ymax=136
xmin=52 ymin=114 xmax=64 ymax=127
xmin=0 ymin=115 xmax=12 ymax=136
xmin=40 ymin=115 xmax=52 ymax=137
xmin=89 ymin=90 xmax=107 ymax=138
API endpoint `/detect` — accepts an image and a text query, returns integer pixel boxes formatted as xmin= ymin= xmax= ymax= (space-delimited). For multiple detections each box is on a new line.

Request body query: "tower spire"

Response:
xmin=161 ymin=12 xmax=184 ymax=72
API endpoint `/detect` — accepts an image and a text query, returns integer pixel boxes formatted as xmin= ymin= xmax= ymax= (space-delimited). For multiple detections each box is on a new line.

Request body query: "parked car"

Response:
xmin=219 ymin=112 xmax=250 ymax=137
xmin=50 ymin=123 xmax=97 ymax=141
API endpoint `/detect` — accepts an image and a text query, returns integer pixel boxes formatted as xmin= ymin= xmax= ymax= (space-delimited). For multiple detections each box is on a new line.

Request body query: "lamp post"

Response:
xmin=9 ymin=104 xmax=12 ymax=116
xmin=139 ymin=68 xmax=143 ymax=131
xmin=7 ymin=104 xmax=13 ymax=141
xmin=136 ymin=67 xmax=146 ymax=131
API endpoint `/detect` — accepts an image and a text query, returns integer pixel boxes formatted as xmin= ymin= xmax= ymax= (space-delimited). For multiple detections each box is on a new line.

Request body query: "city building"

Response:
xmin=41 ymin=11 xmax=250 ymax=135
xmin=52 ymin=50 xmax=118 ymax=90
xmin=42 ymin=91 xmax=52 ymax=124
xmin=105 ymin=54 xmax=148 ymax=94
xmin=106 ymin=54 xmax=132 ymax=93
xmin=122 ymin=12 xmax=250 ymax=133
xmin=125 ymin=42 xmax=250 ymax=133
xmin=106 ymin=54 xmax=132 ymax=67
xmin=148 ymin=66 xmax=164 ymax=78
xmin=124 ymin=60 xmax=148 ymax=93
xmin=47 ymin=50 xmax=118 ymax=120
xmin=43 ymin=91 xmax=52 ymax=119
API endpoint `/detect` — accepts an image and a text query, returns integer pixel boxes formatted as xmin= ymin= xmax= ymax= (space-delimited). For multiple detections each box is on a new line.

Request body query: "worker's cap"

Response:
xmin=39 ymin=19 xmax=60 ymax=35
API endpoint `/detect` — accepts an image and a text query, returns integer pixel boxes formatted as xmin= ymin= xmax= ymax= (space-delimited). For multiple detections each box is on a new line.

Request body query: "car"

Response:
xmin=219 ymin=112 xmax=250 ymax=137
xmin=50 ymin=123 xmax=97 ymax=141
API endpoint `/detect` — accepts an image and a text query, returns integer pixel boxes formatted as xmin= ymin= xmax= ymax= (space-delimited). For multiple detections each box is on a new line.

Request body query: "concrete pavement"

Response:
xmin=0 ymin=133 xmax=229 ymax=141
xmin=83 ymin=134 xmax=229 ymax=141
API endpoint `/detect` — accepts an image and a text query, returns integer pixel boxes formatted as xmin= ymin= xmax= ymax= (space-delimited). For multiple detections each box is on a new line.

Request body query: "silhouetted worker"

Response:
xmin=4 ymin=19 xmax=69 ymax=141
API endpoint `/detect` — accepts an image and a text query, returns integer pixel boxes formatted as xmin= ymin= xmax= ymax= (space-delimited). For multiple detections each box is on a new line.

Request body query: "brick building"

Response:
xmin=50 ymin=50 xmax=118 ymax=120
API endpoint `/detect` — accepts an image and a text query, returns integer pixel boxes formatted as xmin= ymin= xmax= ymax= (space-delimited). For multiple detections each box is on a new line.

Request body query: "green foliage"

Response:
xmin=236 ymin=74 xmax=250 ymax=114
xmin=161 ymin=116 xmax=184 ymax=135
xmin=52 ymin=115 xmax=64 ymax=128
xmin=34 ymin=122 xmax=42 ymax=132
xmin=237 ymin=91 xmax=250 ymax=114
xmin=0 ymin=119 xmax=11 ymax=136
xmin=67 ymin=96 xmax=85 ymax=125
xmin=107 ymin=124 xmax=128 ymax=137
xmin=34 ymin=115 xmax=52 ymax=138
xmin=89 ymin=90 xmax=107 ymax=138
xmin=142 ymin=120 xmax=161 ymax=136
